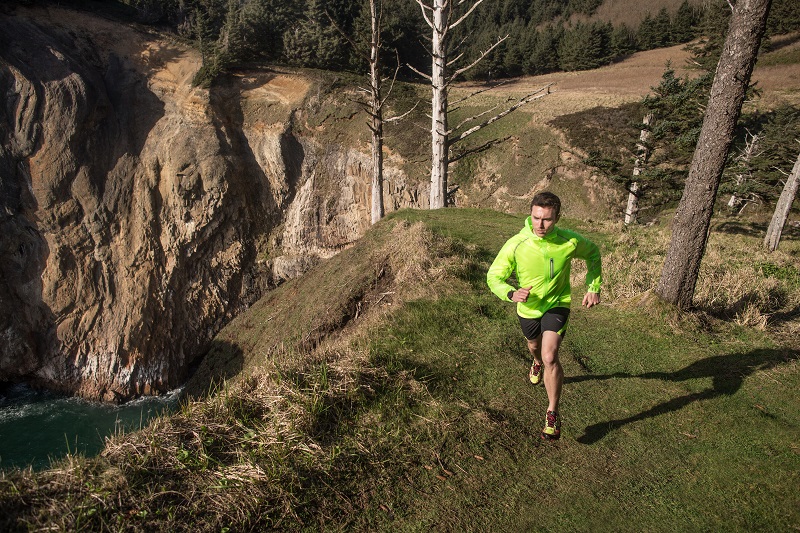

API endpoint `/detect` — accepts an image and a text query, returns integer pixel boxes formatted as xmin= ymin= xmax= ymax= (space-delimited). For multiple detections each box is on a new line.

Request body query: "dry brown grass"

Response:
xmin=455 ymin=44 xmax=698 ymax=124
xmin=595 ymin=218 xmax=800 ymax=335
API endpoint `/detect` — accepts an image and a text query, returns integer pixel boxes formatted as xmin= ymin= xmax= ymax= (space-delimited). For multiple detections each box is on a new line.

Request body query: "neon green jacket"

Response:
xmin=487 ymin=217 xmax=602 ymax=318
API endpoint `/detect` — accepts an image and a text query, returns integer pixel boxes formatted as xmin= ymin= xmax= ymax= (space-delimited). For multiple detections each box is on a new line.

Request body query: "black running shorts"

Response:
xmin=518 ymin=307 xmax=570 ymax=340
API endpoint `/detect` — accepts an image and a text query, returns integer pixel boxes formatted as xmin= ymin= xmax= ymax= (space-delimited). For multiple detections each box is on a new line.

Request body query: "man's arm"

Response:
xmin=574 ymin=233 xmax=602 ymax=301
xmin=486 ymin=237 xmax=521 ymax=302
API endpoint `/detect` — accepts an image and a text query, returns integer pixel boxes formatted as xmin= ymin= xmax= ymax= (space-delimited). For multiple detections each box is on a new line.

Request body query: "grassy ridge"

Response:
xmin=1 ymin=209 xmax=798 ymax=531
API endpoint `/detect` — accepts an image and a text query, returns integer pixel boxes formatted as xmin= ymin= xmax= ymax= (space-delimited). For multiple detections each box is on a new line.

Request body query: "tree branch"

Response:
xmin=379 ymin=50 xmax=403 ymax=108
xmin=450 ymin=79 xmax=510 ymax=106
xmin=451 ymin=101 xmax=502 ymax=132
xmin=385 ymin=100 xmax=420 ymax=123
xmin=446 ymin=51 xmax=466 ymax=68
xmin=450 ymin=0 xmax=485 ymax=29
xmin=407 ymin=62 xmax=433 ymax=81
xmin=414 ymin=0 xmax=434 ymax=28
xmin=450 ymin=84 xmax=552 ymax=145
xmin=447 ymin=35 xmax=508 ymax=83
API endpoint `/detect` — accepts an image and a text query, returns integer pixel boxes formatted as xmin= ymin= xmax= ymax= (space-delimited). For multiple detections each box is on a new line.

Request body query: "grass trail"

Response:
xmin=352 ymin=274 xmax=798 ymax=531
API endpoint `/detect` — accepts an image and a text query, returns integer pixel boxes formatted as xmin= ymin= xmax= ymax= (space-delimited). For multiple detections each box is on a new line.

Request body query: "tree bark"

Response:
xmin=429 ymin=0 xmax=449 ymax=209
xmin=764 ymin=150 xmax=800 ymax=251
xmin=369 ymin=0 xmax=385 ymax=224
xmin=655 ymin=0 xmax=771 ymax=309
xmin=625 ymin=113 xmax=653 ymax=225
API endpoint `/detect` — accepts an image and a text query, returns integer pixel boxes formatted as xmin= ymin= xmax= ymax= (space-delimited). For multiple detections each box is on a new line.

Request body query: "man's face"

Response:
xmin=531 ymin=205 xmax=559 ymax=237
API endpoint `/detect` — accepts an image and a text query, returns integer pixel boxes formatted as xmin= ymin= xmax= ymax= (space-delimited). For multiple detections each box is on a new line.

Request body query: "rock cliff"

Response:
xmin=0 ymin=6 xmax=425 ymax=401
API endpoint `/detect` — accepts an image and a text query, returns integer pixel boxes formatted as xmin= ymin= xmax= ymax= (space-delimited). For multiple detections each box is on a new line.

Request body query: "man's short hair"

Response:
xmin=531 ymin=191 xmax=561 ymax=217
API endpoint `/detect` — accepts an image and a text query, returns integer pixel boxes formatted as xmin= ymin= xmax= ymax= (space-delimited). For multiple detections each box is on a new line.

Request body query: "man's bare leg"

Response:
xmin=540 ymin=330 xmax=564 ymax=413
xmin=526 ymin=338 xmax=542 ymax=366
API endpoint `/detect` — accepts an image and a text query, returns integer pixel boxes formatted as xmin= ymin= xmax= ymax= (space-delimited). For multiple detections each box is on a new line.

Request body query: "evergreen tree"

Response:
xmin=726 ymin=105 xmax=800 ymax=205
xmin=643 ymin=66 xmax=713 ymax=161
xmin=656 ymin=0 xmax=772 ymax=309
xmin=567 ymin=0 xmax=603 ymax=16
xmin=766 ymin=0 xmax=800 ymax=34
xmin=522 ymin=24 xmax=562 ymax=75
xmin=375 ymin=0 xmax=426 ymax=78
xmin=638 ymin=8 xmax=672 ymax=50
xmin=671 ymin=0 xmax=699 ymax=43
xmin=500 ymin=19 xmax=527 ymax=78
xmin=686 ymin=0 xmax=731 ymax=71
xmin=236 ymin=0 xmax=299 ymax=62
xmin=282 ymin=0 xmax=349 ymax=69
xmin=558 ymin=22 xmax=611 ymax=71
xmin=609 ymin=23 xmax=637 ymax=58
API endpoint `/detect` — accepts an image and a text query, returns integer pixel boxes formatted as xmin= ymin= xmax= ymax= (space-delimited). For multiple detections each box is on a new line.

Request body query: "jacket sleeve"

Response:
xmin=486 ymin=238 xmax=519 ymax=302
xmin=575 ymin=235 xmax=602 ymax=293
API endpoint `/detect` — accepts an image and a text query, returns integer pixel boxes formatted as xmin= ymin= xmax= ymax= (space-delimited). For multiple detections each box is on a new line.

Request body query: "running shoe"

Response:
xmin=529 ymin=361 xmax=543 ymax=385
xmin=541 ymin=410 xmax=561 ymax=440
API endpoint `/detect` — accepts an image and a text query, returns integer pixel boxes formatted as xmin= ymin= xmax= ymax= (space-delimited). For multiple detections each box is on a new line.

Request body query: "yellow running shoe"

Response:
xmin=529 ymin=361 xmax=543 ymax=385
xmin=541 ymin=410 xmax=561 ymax=440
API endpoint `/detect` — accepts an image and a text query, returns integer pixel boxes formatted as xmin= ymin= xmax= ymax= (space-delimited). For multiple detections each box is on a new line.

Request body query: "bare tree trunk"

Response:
xmin=429 ymin=0 xmax=449 ymax=209
xmin=655 ymin=0 xmax=771 ymax=309
xmin=764 ymin=149 xmax=800 ymax=251
xmin=369 ymin=0 xmax=385 ymax=224
xmin=625 ymin=113 xmax=653 ymax=225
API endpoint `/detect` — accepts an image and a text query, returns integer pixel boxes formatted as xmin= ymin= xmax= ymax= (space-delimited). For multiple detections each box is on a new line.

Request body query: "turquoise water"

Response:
xmin=0 ymin=384 xmax=182 ymax=471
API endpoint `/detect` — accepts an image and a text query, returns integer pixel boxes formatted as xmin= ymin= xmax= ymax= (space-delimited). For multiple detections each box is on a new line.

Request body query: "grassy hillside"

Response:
xmin=2 ymin=208 xmax=797 ymax=531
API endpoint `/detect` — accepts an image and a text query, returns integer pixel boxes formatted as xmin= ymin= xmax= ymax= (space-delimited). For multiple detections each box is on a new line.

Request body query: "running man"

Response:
xmin=487 ymin=191 xmax=602 ymax=440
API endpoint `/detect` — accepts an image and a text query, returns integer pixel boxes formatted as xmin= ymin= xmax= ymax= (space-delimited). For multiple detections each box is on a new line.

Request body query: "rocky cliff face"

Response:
xmin=0 ymin=6 xmax=424 ymax=401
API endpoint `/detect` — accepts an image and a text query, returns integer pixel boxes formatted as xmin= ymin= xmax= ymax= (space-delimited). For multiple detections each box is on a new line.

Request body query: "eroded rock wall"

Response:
xmin=0 ymin=6 xmax=425 ymax=401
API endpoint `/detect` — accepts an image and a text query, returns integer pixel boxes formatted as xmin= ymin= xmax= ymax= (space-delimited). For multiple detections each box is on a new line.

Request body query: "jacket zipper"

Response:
xmin=550 ymin=257 xmax=554 ymax=279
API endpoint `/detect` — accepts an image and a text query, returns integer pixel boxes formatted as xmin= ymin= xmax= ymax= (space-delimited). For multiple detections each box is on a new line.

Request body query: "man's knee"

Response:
xmin=540 ymin=333 xmax=562 ymax=366
xmin=541 ymin=348 xmax=560 ymax=367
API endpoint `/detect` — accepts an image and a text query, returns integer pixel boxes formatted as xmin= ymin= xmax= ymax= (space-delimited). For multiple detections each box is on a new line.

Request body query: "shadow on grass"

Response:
xmin=713 ymin=220 xmax=800 ymax=240
xmin=569 ymin=348 xmax=799 ymax=445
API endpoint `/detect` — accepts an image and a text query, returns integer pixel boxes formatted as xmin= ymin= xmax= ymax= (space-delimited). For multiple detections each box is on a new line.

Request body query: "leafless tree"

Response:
xmin=625 ymin=113 xmax=654 ymax=225
xmin=726 ymin=129 xmax=762 ymax=213
xmin=764 ymin=146 xmax=800 ymax=251
xmin=410 ymin=0 xmax=551 ymax=208
xmin=328 ymin=1 xmax=414 ymax=224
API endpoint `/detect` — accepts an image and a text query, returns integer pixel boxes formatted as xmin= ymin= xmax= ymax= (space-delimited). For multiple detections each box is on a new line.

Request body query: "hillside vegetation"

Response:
xmin=1 ymin=208 xmax=797 ymax=531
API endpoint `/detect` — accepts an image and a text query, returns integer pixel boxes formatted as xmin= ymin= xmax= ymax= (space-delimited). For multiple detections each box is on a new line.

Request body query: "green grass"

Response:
xmin=1 ymin=209 xmax=798 ymax=532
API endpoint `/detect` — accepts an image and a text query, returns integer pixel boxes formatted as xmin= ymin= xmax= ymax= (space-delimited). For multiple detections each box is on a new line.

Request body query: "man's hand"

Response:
xmin=511 ymin=286 xmax=532 ymax=303
xmin=582 ymin=291 xmax=600 ymax=308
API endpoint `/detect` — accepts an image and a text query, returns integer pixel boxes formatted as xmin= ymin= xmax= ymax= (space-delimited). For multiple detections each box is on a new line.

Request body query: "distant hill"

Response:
xmin=591 ymin=0 xmax=702 ymax=28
